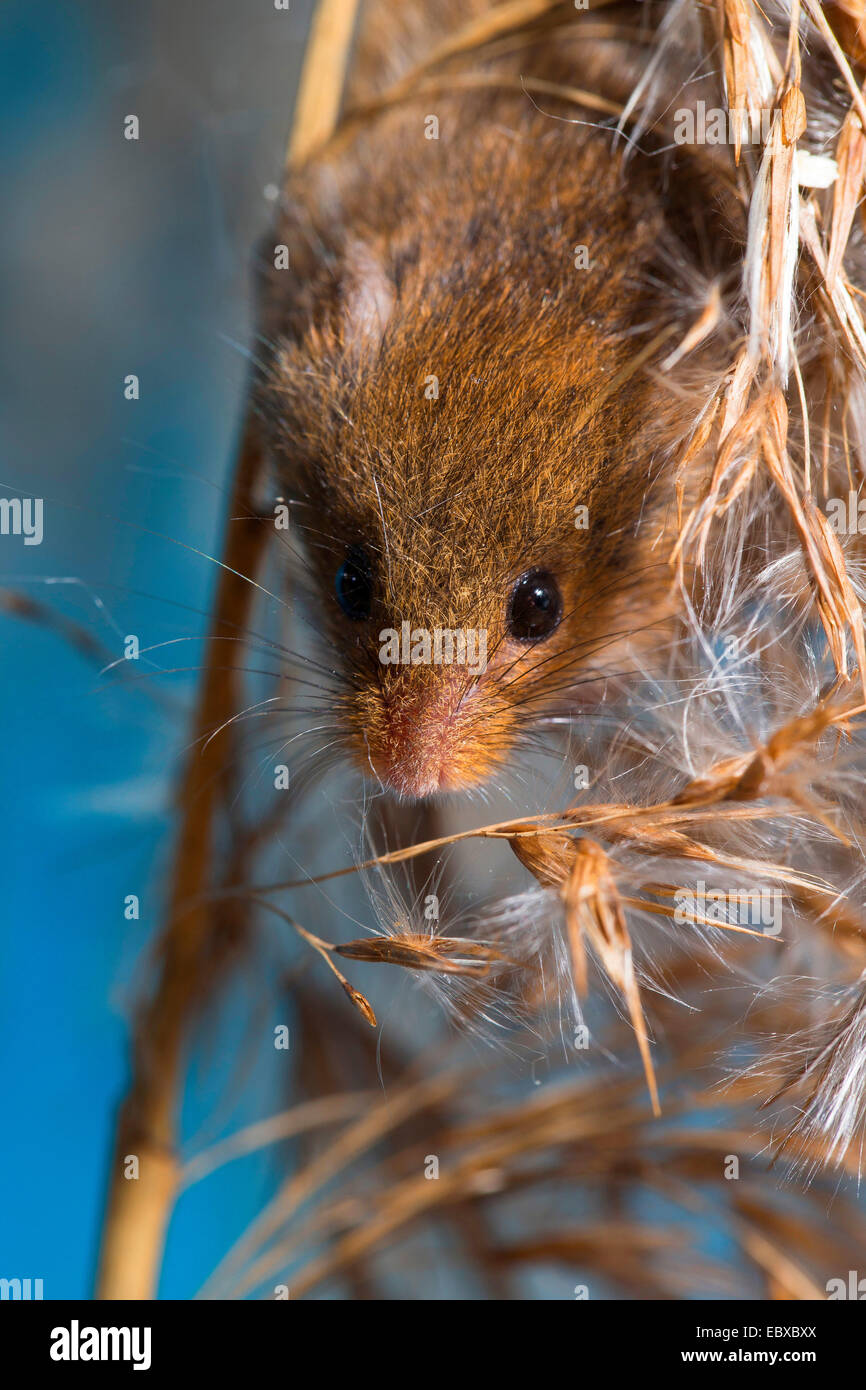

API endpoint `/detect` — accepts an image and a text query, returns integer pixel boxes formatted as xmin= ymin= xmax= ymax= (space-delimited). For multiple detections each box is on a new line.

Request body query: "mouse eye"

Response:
xmin=506 ymin=568 xmax=563 ymax=641
xmin=335 ymin=545 xmax=373 ymax=620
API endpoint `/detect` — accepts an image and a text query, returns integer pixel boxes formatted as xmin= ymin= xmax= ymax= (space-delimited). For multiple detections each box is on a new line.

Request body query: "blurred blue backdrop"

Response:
xmin=0 ymin=0 xmax=313 ymax=1298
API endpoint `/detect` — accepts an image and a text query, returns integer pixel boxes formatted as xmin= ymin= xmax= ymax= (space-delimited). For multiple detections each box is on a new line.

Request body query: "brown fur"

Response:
xmin=254 ymin=23 xmax=735 ymax=797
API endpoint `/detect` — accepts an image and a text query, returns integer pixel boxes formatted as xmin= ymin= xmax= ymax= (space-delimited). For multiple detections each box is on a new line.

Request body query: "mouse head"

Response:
xmin=258 ymin=139 xmax=687 ymax=798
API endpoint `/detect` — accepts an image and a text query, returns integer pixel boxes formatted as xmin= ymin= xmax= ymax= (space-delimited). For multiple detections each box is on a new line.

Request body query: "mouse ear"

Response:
xmin=341 ymin=238 xmax=394 ymax=362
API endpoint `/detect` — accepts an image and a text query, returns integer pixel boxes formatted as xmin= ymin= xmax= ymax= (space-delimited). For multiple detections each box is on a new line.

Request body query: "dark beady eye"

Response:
xmin=335 ymin=545 xmax=373 ymax=620
xmin=506 ymin=568 xmax=563 ymax=641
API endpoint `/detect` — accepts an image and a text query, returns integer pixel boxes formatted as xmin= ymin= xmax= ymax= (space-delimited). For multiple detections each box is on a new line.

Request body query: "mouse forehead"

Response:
xmin=269 ymin=218 xmax=664 ymax=607
xmin=301 ymin=428 xmax=618 ymax=637
xmin=279 ymin=333 xmax=654 ymax=633
xmin=312 ymin=466 xmax=527 ymax=621
xmin=264 ymin=118 xmax=675 ymax=589
xmin=315 ymin=351 xmax=633 ymax=558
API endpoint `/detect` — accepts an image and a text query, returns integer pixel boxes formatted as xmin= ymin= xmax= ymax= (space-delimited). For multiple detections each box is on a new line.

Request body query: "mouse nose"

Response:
xmin=370 ymin=746 xmax=450 ymax=799
xmin=366 ymin=676 xmax=486 ymax=798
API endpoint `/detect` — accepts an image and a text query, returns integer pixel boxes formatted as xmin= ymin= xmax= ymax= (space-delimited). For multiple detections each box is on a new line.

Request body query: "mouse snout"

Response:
xmin=364 ymin=668 xmax=497 ymax=799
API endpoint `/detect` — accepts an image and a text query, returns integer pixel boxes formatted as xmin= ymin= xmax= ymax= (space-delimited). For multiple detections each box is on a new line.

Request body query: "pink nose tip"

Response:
xmin=370 ymin=747 xmax=451 ymax=799
xmin=368 ymin=681 xmax=477 ymax=798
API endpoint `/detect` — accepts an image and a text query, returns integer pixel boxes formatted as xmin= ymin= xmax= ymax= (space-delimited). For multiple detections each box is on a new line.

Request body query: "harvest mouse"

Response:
xmin=255 ymin=4 xmax=733 ymax=799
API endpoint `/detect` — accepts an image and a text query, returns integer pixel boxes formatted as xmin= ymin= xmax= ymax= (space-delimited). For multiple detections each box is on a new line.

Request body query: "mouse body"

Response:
xmin=256 ymin=5 xmax=730 ymax=798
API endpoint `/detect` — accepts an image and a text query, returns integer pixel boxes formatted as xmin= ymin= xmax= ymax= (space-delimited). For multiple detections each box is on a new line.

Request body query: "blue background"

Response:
xmin=0 ymin=0 xmax=313 ymax=1298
